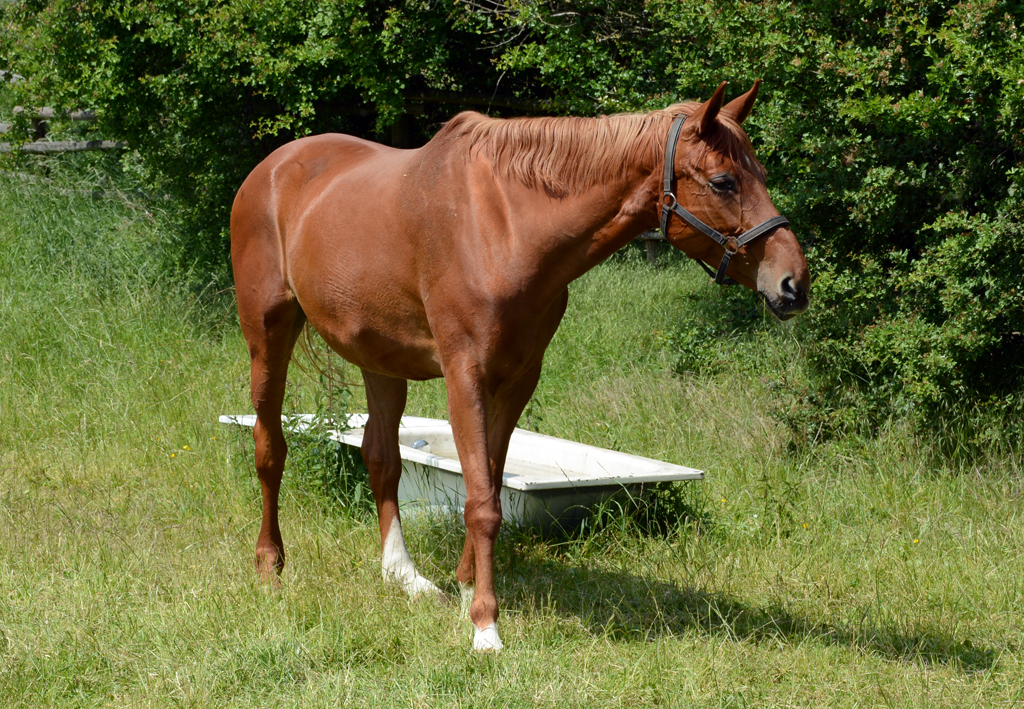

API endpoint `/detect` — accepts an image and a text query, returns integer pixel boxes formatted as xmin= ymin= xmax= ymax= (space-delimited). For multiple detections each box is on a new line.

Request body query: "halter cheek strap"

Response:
xmin=659 ymin=113 xmax=790 ymax=286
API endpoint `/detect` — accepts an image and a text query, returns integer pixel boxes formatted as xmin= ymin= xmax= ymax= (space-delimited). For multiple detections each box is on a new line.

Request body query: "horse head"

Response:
xmin=660 ymin=81 xmax=809 ymax=319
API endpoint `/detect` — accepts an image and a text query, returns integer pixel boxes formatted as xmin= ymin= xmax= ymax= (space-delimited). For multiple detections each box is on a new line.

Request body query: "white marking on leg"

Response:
xmin=459 ymin=582 xmax=474 ymax=620
xmin=473 ymin=622 xmax=503 ymax=652
xmin=381 ymin=515 xmax=440 ymax=598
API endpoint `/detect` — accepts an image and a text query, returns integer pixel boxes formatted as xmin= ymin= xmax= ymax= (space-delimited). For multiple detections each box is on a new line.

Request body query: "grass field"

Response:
xmin=1 ymin=162 xmax=1022 ymax=707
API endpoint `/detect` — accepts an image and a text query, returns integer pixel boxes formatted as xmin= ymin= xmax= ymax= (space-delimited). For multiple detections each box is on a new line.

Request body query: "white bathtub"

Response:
xmin=220 ymin=414 xmax=703 ymax=529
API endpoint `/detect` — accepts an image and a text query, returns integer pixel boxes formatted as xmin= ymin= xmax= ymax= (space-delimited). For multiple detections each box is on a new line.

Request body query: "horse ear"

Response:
xmin=721 ymin=78 xmax=761 ymax=124
xmin=689 ymin=81 xmax=728 ymax=135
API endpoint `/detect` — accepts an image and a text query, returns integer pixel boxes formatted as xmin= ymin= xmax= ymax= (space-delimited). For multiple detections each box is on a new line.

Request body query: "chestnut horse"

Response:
xmin=230 ymin=81 xmax=809 ymax=652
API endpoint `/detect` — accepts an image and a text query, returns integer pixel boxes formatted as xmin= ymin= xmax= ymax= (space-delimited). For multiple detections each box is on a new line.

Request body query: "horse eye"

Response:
xmin=709 ymin=175 xmax=736 ymax=193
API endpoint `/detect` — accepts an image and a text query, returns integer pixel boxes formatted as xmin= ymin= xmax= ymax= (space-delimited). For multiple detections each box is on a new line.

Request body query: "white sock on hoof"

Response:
xmin=381 ymin=516 xmax=440 ymax=598
xmin=473 ymin=622 xmax=503 ymax=653
xmin=459 ymin=582 xmax=474 ymax=620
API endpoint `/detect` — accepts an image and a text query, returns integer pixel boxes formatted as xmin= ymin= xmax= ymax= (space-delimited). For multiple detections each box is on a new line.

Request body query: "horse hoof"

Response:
xmin=407 ymin=575 xmax=443 ymax=600
xmin=255 ymin=556 xmax=283 ymax=588
xmin=472 ymin=622 xmax=503 ymax=653
xmin=384 ymin=567 xmax=445 ymax=602
xmin=256 ymin=568 xmax=283 ymax=589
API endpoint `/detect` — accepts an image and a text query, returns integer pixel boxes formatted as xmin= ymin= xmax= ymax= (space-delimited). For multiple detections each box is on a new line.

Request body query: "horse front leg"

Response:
xmin=361 ymin=370 xmax=441 ymax=598
xmin=449 ymin=361 xmax=544 ymax=652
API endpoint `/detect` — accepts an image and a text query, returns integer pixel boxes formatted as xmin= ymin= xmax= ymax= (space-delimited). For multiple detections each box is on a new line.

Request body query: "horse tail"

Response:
xmin=290 ymin=320 xmax=360 ymax=407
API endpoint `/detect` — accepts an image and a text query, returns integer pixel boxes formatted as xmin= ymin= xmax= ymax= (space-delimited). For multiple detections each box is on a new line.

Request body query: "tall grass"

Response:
xmin=1 ymin=160 xmax=1022 ymax=707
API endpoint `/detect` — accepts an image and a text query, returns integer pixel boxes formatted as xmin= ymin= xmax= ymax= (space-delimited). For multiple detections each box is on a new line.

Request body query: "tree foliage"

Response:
xmin=2 ymin=0 xmax=1022 ymax=437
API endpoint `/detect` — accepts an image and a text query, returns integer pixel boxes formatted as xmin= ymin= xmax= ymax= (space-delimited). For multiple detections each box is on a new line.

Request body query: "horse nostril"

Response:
xmin=780 ymin=276 xmax=798 ymax=299
xmin=779 ymin=275 xmax=807 ymax=308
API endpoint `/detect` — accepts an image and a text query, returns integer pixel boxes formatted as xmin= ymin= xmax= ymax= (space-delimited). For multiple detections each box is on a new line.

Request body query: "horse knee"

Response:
xmin=360 ymin=446 xmax=391 ymax=473
xmin=464 ymin=498 xmax=502 ymax=540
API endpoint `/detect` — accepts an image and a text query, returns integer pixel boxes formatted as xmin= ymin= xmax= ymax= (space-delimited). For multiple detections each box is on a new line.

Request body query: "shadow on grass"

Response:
xmin=401 ymin=498 xmax=1002 ymax=673
xmin=495 ymin=557 xmax=1002 ymax=674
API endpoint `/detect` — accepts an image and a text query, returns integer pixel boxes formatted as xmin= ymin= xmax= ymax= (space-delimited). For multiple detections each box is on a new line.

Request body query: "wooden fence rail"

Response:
xmin=0 ymin=106 xmax=123 ymax=154
xmin=1 ymin=139 xmax=126 ymax=154
xmin=637 ymin=230 xmax=666 ymax=263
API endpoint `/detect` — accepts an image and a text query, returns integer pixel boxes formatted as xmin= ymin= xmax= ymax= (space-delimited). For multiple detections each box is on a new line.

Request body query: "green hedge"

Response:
xmin=3 ymin=0 xmax=1022 ymax=438
xmin=498 ymin=0 xmax=1024 ymax=436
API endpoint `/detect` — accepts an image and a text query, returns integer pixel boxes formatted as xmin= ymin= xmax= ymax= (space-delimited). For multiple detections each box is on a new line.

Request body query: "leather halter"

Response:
xmin=659 ymin=113 xmax=790 ymax=285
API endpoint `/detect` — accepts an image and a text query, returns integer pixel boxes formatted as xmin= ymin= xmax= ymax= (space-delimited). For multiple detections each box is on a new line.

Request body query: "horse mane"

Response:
xmin=432 ymin=103 xmax=765 ymax=198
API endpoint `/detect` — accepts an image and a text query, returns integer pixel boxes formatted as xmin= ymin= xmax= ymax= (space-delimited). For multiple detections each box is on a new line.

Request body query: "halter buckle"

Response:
xmin=724 ymin=236 xmax=739 ymax=255
xmin=662 ymin=193 xmax=677 ymax=209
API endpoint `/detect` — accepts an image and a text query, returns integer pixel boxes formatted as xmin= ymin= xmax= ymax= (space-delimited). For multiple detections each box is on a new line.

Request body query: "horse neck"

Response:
xmin=531 ymin=134 xmax=667 ymax=284
xmin=561 ymin=172 xmax=660 ymax=274
xmin=441 ymin=109 xmax=674 ymax=291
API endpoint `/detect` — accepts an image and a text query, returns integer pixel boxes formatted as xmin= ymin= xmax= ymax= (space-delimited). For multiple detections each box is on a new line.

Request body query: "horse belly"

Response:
xmin=305 ymin=296 xmax=443 ymax=381
xmin=288 ymin=227 xmax=442 ymax=381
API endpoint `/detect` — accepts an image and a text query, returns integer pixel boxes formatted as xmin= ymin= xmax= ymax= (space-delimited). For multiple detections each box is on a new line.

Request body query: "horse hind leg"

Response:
xmin=239 ymin=294 xmax=305 ymax=582
xmin=361 ymin=370 xmax=441 ymax=598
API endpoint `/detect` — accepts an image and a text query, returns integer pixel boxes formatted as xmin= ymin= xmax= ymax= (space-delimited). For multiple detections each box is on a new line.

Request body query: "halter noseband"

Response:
xmin=659 ymin=113 xmax=790 ymax=286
